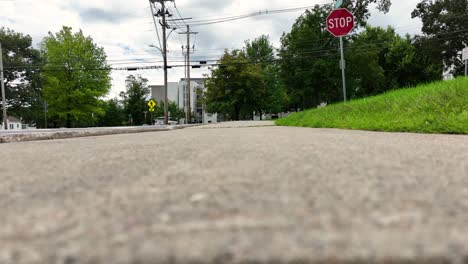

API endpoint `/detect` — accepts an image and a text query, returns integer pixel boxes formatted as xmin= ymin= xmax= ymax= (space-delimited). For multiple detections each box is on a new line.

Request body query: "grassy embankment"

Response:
xmin=276 ymin=77 xmax=468 ymax=134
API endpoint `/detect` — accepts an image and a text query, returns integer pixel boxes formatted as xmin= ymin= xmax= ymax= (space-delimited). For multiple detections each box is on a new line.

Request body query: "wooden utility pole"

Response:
xmin=150 ymin=0 xmax=174 ymax=125
xmin=179 ymin=25 xmax=197 ymax=124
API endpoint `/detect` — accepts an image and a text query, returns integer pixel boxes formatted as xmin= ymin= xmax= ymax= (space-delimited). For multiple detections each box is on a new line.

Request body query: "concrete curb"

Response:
xmin=0 ymin=124 xmax=202 ymax=144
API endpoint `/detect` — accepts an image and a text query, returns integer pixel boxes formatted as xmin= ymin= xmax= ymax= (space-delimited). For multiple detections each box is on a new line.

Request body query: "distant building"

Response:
xmin=178 ymin=78 xmax=218 ymax=124
xmin=1 ymin=116 xmax=23 ymax=131
xmin=150 ymin=79 xmax=219 ymax=124
xmin=149 ymin=82 xmax=179 ymax=106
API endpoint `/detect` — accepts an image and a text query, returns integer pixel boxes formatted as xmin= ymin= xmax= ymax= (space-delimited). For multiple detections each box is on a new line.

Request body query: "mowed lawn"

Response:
xmin=276 ymin=77 xmax=468 ymax=134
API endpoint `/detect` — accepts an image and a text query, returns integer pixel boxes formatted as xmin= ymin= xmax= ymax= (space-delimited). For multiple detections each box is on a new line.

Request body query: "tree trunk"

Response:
xmin=234 ymin=106 xmax=240 ymax=121
xmin=66 ymin=113 xmax=71 ymax=128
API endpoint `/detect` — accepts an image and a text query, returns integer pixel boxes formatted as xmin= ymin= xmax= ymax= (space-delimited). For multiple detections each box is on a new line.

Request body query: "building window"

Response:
xmin=10 ymin=124 xmax=14 ymax=129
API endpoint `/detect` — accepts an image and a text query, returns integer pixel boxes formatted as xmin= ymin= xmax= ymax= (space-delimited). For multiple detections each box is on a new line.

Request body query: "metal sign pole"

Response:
xmin=465 ymin=59 xmax=467 ymax=77
xmin=463 ymin=48 xmax=468 ymax=77
xmin=339 ymin=36 xmax=347 ymax=103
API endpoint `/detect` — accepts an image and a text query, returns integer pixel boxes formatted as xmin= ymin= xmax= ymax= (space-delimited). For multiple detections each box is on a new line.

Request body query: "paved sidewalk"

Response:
xmin=1 ymin=122 xmax=467 ymax=263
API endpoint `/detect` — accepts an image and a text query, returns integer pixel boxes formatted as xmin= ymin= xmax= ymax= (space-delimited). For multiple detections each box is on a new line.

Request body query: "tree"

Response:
xmin=279 ymin=5 xmax=342 ymax=110
xmin=98 ymin=98 xmax=126 ymax=127
xmin=152 ymin=101 xmax=185 ymax=122
xmin=0 ymin=27 xmax=43 ymax=126
xmin=121 ymin=75 xmax=150 ymax=126
xmin=245 ymin=35 xmax=275 ymax=63
xmin=42 ymin=26 xmax=111 ymax=128
xmin=347 ymin=26 xmax=443 ymax=98
xmin=409 ymin=35 xmax=444 ymax=83
xmin=244 ymin=35 xmax=287 ymax=117
xmin=204 ymin=50 xmax=264 ymax=120
xmin=347 ymin=26 xmax=405 ymax=96
xmin=412 ymin=0 xmax=468 ymax=76
xmin=341 ymin=0 xmax=392 ymax=27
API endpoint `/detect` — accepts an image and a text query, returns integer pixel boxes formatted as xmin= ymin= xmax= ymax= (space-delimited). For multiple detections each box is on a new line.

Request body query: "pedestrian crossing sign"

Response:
xmin=148 ymin=100 xmax=157 ymax=112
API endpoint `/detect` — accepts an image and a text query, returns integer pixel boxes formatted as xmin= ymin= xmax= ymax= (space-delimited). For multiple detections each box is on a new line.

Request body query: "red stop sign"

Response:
xmin=326 ymin=8 xmax=355 ymax=37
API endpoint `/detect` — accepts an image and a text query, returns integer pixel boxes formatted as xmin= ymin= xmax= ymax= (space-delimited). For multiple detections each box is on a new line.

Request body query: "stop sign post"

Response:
xmin=327 ymin=8 xmax=354 ymax=103
xmin=463 ymin=47 xmax=468 ymax=76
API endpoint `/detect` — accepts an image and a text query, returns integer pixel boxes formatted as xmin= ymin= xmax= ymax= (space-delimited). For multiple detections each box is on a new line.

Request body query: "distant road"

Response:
xmin=0 ymin=125 xmax=167 ymax=134
xmin=1 ymin=122 xmax=467 ymax=264
xmin=0 ymin=125 xmax=174 ymax=143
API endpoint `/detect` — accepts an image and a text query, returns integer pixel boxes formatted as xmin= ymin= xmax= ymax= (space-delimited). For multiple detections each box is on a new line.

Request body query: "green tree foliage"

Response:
xmin=204 ymin=50 xmax=264 ymax=120
xmin=98 ymin=98 xmax=126 ymax=127
xmin=0 ymin=27 xmax=43 ymax=126
xmin=347 ymin=26 xmax=443 ymax=98
xmin=245 ymin=35 xmax=287 ymax=117
xmin=279 ymin=5 xmax=341 ymax=110
xmin=341 ymin=0 xmax=392 ymax=27
xmin=168 ymin=102 xmax=185 ymax=122
xmin=42 ymin=26 xmax=111 ymax=128
xmin=410 ymin=35 xmax=444 ymax=82
xmin=280 ymin=3 xmax=445 ymax=108
xmin=120 ymin=75 xmax=150 ymax=126
xmin=347 ymin=26 xmax=413 ymax=96
xmin=151 ymin=101 xmax=185 ymax=122
xmin=245 ymin=35 xmax=274 ymax=62
xmin=412 ymin=0 xmax=468 ymax=76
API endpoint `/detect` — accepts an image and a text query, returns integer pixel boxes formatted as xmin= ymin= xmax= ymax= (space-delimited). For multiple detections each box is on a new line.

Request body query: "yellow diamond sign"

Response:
xmin=148 ymin=100 xmax=157 ymax=112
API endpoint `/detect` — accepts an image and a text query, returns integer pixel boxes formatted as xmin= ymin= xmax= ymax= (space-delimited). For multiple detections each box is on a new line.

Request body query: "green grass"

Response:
xmin=276 ymin=77 xmax=468 ymax=134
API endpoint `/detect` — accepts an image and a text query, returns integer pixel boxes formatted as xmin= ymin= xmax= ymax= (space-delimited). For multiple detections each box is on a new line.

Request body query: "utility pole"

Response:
xmin=150 ymin=0 xmax=173 ymax=125
xmin=179 ymin=25 xmax=197 ymax=124
xmin=182 ymin=46 xmax=188 ymax=122
xmin=161 ymin=0 xmax=169 ymax=125
xmin=0 ymin=42 xmax=7 ymax=130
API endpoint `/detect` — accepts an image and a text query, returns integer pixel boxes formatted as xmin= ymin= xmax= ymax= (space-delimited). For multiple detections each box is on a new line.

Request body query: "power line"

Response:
xmin=101 ymin=27 xmax=468 ymax=65
xmin=172 ymin=2 xmax=188 ymax=27
xmin=149 ymin=1 xmax=163 ymax=54
xmin=4 ymin=26 xmax=467 ymax=71
xmin=4 ymin=31 xmax=465 ymax=73
xmin=185 ymin=2 xmax=333 ymax=27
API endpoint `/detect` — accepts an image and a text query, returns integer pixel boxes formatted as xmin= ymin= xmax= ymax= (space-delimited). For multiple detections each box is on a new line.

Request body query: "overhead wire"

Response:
xmin=173 ymin=2 xmax=188 ymax=27
xmin=149 ymin=1 xmax=163 ymax=55
xmin=185 ymin=2 xmax=333 ymax=27
xmin=4 ymin=31 xmax=465 ymax=72
xmin=102 ymin=26 xmax=468 ymax=66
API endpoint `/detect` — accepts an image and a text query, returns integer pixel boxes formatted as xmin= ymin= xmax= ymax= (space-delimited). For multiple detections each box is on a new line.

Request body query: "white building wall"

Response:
xmin=178 ymin=78 xmax=218 ymax=124
xmin=1 ymin=121 xmax=22 ymax=131
xmin=177 ymin=79 xmax=201 ymax=112
xmin=150 ymin=82 xmax=179 ymax=105
xmin=203 ymin=113 xmax=218 ymax=124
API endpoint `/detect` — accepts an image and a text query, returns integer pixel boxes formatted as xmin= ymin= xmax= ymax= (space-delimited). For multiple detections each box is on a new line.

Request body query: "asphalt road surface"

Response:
xmin=1 ymin=122 xmax=467 ymax=264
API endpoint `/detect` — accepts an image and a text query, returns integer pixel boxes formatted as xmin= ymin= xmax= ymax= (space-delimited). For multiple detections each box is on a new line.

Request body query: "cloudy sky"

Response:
xmin=0 ymin=0 xmax=422 ymax=98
